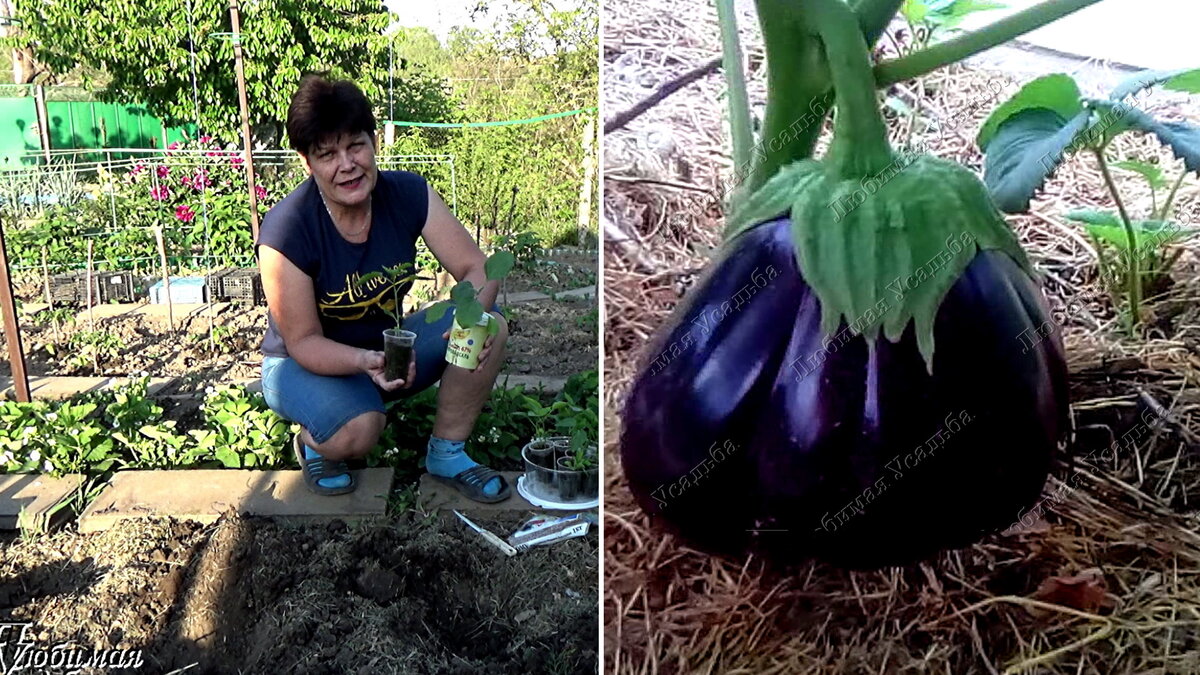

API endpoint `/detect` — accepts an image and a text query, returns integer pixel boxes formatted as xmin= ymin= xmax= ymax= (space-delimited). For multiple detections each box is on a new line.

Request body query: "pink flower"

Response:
xmin=231 ymin=155 xmax=244 ymax=168
xmin=167 ymin=141 xmax=180 ymax=151
xmin=175 ymin=205 xmax=195 ymax=222
xmin=155 ymin=165 xmax=169 ymax=179
xmin=199 ymin=135 xmax=212 ymax=144
xmin=188 ymin=169 xmax=211 ymax=191
xmin=255 ymin=185 xmax=267 ymax=200
xmin=150 ymin=185 xmax=171 ymax=201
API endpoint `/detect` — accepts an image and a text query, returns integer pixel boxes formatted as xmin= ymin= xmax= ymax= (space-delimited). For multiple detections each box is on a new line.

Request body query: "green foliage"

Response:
xmin=355 ymin=261 xmax=423 ymax=330
xmin=979 ymin=70 xmax=1200 ymax=214
xmin=492 ymin=231 xmax=542 ymax=271
xmin=0 ymin=378 xmax=293 ymax=476
xmin=5 ymin=138 xmax=301 ymax=278
xmin=980 ymin=68 xmax=1199 ymax=328
xmin=6 ymin=0 xmax=452 ymax=142
xmin=899 ymin=0 xmax=1006 ymax=51
xmin=187 ymin=385 xmax=292 ymax=468
xmin=425 ymin=251 xmax=515 ymax=330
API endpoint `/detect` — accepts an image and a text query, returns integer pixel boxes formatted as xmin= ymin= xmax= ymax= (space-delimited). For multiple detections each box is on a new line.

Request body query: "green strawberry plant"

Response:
xmin=978 ymin=67 xmax=1200 ymax=331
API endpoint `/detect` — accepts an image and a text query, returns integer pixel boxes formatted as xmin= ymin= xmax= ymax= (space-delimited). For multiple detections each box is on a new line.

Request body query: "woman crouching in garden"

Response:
xmin=256 ymin=75 xmax=511 ymax=502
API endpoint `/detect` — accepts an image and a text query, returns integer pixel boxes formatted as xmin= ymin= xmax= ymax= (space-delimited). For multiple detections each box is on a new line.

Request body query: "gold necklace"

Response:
xmin=320 ymin=191 xmax=372 ymax=237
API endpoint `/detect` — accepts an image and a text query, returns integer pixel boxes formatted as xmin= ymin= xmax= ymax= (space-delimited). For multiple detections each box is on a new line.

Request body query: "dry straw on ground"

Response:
xmin=603 ymin=0 xmax=1200 ymax=672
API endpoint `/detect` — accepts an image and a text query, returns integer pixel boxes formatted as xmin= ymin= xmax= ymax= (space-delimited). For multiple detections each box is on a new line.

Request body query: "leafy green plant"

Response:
xmin=188 ymin=385 xmax=293 ymax=469
xmin=978 ymin=67 xmax=1200 ymax=330
xmin=355 ymin=261 xmax=424 ymax=329
xmin=426 ymin=251 xmax=516 ymax=331
xmin=492 ymin=231 xmax=542 ymax=271
xmin=68 ymin=330 xmax=124 ymax=373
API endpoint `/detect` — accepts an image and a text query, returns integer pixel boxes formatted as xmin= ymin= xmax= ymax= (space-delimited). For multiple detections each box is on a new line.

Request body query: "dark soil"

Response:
xmin=0 ymin=510 xmax=598 ymax=674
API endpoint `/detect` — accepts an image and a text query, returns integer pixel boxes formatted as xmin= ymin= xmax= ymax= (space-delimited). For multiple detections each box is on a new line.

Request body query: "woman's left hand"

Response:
xmin=442 ymin=312 xmax=499 ymax=372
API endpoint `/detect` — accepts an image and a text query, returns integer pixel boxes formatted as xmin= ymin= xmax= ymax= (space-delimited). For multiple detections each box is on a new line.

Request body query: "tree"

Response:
xmin=8 ymin=0 xmax=451 ymax=143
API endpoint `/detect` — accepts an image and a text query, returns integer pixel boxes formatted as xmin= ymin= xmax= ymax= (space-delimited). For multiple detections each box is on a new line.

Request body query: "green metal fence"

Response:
xmin=0 ymin=85 xmax=194 ymax=169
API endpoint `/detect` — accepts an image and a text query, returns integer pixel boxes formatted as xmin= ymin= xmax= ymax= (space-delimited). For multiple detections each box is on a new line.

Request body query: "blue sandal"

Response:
xmin=430 ymin=465 xmax=512 ymax=504
xmin=293 ymin=434 xmax=356 ymax=496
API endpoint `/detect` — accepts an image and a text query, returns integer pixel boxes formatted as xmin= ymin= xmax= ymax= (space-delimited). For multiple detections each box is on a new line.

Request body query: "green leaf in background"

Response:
xmin=1109 ymin=67 xmax=1199 ymax=101
xmin=1164 ymin=68 xmax=1200 ymax=94
xmin=982 ymin=108 xmax=1092 ymax=213
xmin=1065 ymin=209 xmax=1121 ymax=228
xmin=1111 ymin=160 xmax=1168 ymax=190
xmin=484 ymin=251 xmax=516 ymax=280
xmin=977 ymin=74 xmax=1083 ymax=149
xmin=900 ymin=0 xmax=929 ymax=24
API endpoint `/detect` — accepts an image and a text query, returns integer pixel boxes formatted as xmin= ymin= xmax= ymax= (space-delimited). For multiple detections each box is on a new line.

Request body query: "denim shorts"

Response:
xmin=261 ymin=304 xmax=503 ymax=444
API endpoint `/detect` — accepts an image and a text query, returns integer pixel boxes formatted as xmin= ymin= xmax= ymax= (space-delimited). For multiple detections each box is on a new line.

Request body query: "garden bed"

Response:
xmin=0 ymin=510 xmax=598 ymax=674
xmin=1 ymin=250 xmax=598 ymax=384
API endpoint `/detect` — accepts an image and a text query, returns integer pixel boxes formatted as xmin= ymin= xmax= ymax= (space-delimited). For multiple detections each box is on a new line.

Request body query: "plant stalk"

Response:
xmin=808 ymin=0 xmax=894 ymax=178
xmin=873 ymin=0 xmax=1102 ymax=87
xmin=1093 ymin=150 xmax=1141 ymax=331
xmin=1156 ymin=169 xmax=1187 ymax=221
xmin=716 ymin=0 xmax=753 ymax=175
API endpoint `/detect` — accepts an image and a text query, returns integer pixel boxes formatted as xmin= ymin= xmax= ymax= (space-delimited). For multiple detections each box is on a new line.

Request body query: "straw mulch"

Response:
xmin=603 ymin=0 xmax=1200 ymax=672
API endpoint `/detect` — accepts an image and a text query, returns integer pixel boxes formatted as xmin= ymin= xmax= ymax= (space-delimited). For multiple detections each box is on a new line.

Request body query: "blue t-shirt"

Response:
xmin=257 ymin=170 xmax=429 ymax=357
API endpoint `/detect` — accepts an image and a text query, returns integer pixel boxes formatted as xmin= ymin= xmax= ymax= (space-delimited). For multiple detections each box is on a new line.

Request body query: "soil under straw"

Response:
xmin=0 ymin=510 xmax=598 ymax=674
xmin=604 ymin=0 xmax=1200 ymax=672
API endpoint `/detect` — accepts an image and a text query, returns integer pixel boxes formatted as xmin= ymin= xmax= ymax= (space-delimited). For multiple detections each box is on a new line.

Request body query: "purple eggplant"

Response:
xmin=620 ymin=217 xmax=1069 ymax=567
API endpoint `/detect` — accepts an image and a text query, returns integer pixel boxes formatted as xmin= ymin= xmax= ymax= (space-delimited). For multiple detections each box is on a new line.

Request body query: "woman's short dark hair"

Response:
xmin=286 ymin=75 xmax=376 ymax=156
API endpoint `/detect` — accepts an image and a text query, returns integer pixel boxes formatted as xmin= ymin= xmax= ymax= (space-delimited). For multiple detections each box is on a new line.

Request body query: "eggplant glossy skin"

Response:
xmin=620 ymin=217 xmax=1069 ymax=568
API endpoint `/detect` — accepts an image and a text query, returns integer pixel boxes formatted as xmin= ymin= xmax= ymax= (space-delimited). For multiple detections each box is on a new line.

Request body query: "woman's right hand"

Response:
xmin=360 ymin=349 xmax=412 ymax=391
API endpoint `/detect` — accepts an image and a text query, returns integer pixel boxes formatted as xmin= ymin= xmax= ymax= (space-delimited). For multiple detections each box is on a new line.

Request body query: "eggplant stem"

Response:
xmin=1156 ymin=169 xmax=1187 ymax=221
xmin=873 ymin=0 xmax=1102 ymax=87
xmin=808 ymin=0 xmax=893 ymax=178
xmin=716 ymin=0 xmax=754 ymax=179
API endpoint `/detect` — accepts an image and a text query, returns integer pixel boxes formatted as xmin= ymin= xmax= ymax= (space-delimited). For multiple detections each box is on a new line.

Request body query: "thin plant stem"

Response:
xmin=1094 ymin=149 xmax=1141 ymax=332
xmin=873 ymin=0 xmax=1102 ymax=87
xmin=716 ymin=0 xmax=753 ymax=175
xmin=1156 ymin=169 xmax=1187 ymax=221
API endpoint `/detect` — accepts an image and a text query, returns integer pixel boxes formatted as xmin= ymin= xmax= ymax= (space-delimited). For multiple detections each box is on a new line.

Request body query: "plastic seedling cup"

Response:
xmin=445 ymin=313 xmax=492 ymax=370
xmin=382 ymin=328 xmax=416 ymax=382
xmin=555 ymin=456 xmax=582 ymax=502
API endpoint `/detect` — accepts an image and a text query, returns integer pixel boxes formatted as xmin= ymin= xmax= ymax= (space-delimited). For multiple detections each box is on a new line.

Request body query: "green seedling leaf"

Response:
xmin=484 ymin=251 xmax=515 ymax=280
xmin=1111 ymin=160 xmax=1167 ymax=190
xmin=1110 ymin=67 xmax=1198 ymax=100
xmin=1165 ymin=68 xmax=1200 ymax=94
xmin=978 ymin=74 xmax=1083 ymax=149
xmin=982 ymin=108 xmax=1092 ymax=213
xmin=456 ymin=298 xmax=485 ymax=327
xmin=1065 ymin=209 xmax=1121 ymax=228
xmin=356 ymin=271 xmax=383 ymax=287
xmin=1083 ymin=223 xmax=1136 ymax=250
xmin=450 ymin=280 xmax=477 ymax=303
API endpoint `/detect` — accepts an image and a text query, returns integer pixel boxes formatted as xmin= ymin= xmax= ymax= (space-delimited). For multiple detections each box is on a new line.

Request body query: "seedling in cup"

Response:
xmin=426 ymin=251 xmax=515 ymax=370
xmin=355 ymin=262 xmax=425 ymax=381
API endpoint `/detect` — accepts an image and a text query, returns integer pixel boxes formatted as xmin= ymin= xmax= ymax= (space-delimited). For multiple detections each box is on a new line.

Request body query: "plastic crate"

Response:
xmin=150 ymin=277 xmax=207 ymax=304
xmin=48 ymin=271 xmax=83 ymax=304
xmin=223 ymin=269 xmax=264 ymax=305
xmin=205 ymin=268 xmax=235 ymax=302
xmin=89 ymin=270 xmax=136 ymax=303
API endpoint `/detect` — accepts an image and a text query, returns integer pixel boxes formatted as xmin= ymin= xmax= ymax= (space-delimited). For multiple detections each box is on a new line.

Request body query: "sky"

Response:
xmin=384 ymin=1 xmax=509 ymax=43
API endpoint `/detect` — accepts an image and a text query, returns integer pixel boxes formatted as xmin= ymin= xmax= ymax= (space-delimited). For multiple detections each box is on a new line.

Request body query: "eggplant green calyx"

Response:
xmin=726 ymin=0 xmax=1030 ymax=370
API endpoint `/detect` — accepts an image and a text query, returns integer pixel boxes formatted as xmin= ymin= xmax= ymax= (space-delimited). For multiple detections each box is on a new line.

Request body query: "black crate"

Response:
xmin=205 ymin=268 xmax=236 ymax=302
xmin=48 ymin=271 xmax=83 ymax=304
xmin=89 ymin=270 xmax=136 ymax=303
xmin=223 ymin=268 xmax=264 ymax=305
